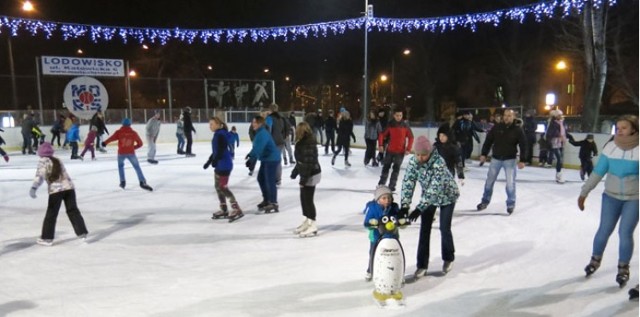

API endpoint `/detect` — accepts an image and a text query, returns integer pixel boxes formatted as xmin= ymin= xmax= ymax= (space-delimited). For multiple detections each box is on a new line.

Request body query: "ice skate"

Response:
xmin=228 ymin=203 xmax=244 ymax=222
xmin=365 ymin=271 xmax=372 ymax=282
xmin=555 ymin=172 xmax=565 ymax=184
xmin=36 ymin=238 xmax=53 ymax=246
xmin=293 ymin=218 xmax=310 ymax=234
xmin=617 ymin=264 xmax=630 ymax=288
xmin=443 ymin=261 xmax=453 ymax=274
xmin=139 ymin=181 xmax=153 ymax=191
xmin=414 ymin=268 xmax=427 ymax=279
xmin=298 ymin=220 xmax=317 ymax=237
xmin=263 ymin=203 xmax=279 ymax=213
xmin=584 ymin=256 xmax=601 ymax=276
xmin=119 ymin=181 xmax=126 ymax=189
xmin=629 ymin=285 xmax=639 ymax=301
xmin=212 ymin=204 xmax=228 ymax=219
xmin=476 ymin=202 xmax=488 ymax=211
xmin=345 ymin=160 xmax=351 ymax=167
xmin=257 ymin=201 xmax=268 ymax=211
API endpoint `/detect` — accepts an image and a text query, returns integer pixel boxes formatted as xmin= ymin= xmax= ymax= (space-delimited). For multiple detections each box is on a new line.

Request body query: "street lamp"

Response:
xmin=391 ymin=48 xmax=411 ymax=106
xmin=555 ymin=60 xmax=575 ymax=114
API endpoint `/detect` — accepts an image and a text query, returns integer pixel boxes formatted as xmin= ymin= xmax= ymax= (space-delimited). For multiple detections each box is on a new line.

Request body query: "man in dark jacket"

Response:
xmin=324 ymin=110 xmax=336 ymax=155
xmin=21 ymin=113 xmax=36 ymax=155
xmin=476 ymin=109 xmax=527 ymax=215
xmin=452 ymin=111 xmax=483 ymax=167
xmin=90 ymin=110 xmax=109 ymax=153
xmin=266 ymin=104 xmax=289 ymax=184
xmin=183 ymin=107 xmax=196 ymax=157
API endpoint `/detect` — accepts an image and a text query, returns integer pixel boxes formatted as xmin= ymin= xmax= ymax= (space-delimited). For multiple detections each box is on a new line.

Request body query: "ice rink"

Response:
xmin=0 ymin=142 xmax=638 ymax=316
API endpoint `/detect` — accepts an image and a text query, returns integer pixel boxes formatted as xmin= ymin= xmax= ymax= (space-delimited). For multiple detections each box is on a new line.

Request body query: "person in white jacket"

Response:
xmin=30 ymin=142 xmax=88 ymax=246
xmin=579 ymin=115 xmax=638 ymax=288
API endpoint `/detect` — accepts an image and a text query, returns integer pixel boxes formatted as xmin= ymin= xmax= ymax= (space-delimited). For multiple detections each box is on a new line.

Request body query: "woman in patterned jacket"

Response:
xmin=400 ymin=135 xmax=460 ymax=280
xmin=29 ymin=142 xmax=88 ymax=246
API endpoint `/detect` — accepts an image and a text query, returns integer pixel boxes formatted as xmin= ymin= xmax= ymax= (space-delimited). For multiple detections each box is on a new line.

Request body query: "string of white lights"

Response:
xmin=0 ymin=0 xmax=617 ymax=44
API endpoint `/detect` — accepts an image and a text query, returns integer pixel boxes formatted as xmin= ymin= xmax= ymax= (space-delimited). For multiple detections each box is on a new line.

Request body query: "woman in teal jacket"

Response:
xmin=400 ymin=135 xmax=460 ymax=279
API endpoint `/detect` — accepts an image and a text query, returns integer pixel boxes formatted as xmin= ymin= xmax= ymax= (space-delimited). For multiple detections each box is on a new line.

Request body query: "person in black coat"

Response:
xmin=567 ymin=133 xmax=598 ymax=180
xmin=290 ymin=122 xmax=322 ymax=237
xmin=434 ymin=125 xmax=465 ymax=185
xmin=90 ymin=110 xmax=109 ymax=153
xmin=332 ymin=111 xmax=356 ymax=167
xmin=324 ymin=110 xmax=337 ymax=155
xmin=183 ymin=107 xmax=197 ymax=156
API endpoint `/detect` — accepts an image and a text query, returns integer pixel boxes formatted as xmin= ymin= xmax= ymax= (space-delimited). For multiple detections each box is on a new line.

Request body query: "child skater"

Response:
xmin=537 ymin=134 xmax=553 ymax=167
xmin=205 ymin=117 xmax=243 ymax=222
xmin=567 ymin=133 xmax=598 ymax=180
xmin=80 ymin=126 xmax=98 ymax=161
xmin=363 ymin=185 xmax=402 ymax=281
xmin=29 ymin=142 xmax=88 ymax=246
xmin=229 ymin=126 xmax=240 ymax=159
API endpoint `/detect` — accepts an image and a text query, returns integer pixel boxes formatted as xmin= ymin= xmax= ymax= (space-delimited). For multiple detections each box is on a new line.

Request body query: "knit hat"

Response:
xmin=414 ymin=135 xmax=432 ymax=154
xmin=122 ymin=118 xmax=131 ymax=126
xmin=550 ymin=109 xmax=563 ymax=117
xmin=436 ymin=125 xmax=450 ymax=137
xmin=586 ymin=134 xmax=594 ymax=140
xmin=37 ymin=142 xmax=54 ymax=157
xmin=374 ymin=185 xmax=393 ymax=201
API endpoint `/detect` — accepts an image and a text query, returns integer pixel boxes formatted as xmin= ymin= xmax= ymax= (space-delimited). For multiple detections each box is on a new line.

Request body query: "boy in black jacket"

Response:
xmin=434 ymin=125 xmax=465 ymax=185
xmin=567 ymin=133 xmax=598 ymax=180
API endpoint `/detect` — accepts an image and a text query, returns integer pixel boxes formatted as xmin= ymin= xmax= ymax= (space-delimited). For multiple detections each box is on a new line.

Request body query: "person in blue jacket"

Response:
xmin=362 ymin=185 xmax=403 ymax=281
xmin=246 ymin=115 xmax=281 ymax=213
xmin=204 ymin=117 xmax=243 ymax=222
xmin=66 ymin=118 xmax=82 ymax=160
xmin=228 ymin=126 xmax=240 ymax=159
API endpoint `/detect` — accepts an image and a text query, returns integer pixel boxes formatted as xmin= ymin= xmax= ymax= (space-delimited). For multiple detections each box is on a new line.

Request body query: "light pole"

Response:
xmin=362 ymin=1 xmax=372 ymax=121
xmin=555 ymin=60 xmax=575 ymax=114
xmin=7 ymin=1 xmax=35 ymax=109
xmin=390 ymin=48 xmax=410 ymax=106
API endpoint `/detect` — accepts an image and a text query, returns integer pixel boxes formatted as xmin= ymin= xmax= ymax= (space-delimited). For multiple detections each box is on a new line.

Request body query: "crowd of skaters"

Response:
xmin=4 ymin=103 xmax=637 ymax=299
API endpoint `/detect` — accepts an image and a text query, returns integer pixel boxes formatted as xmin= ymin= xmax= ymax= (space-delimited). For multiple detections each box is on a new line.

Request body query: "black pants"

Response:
xmin=416 ymin=203 xmax=455 ymax=269
xmin=22 ymin=132 xmax=32 ymax=154
xmin=300 ymin=186 xmax=316 ymax=221
xmin=333 ymin=143 xmax=351 ymax=161
xmin=580 ymin=157 xmax=594 ymax=177
xmin=41 ymin=190 xmax=88 ymax=240
xmin=324 ymin=131 xmax=335 ymax=154
xmin=364 ymin=139 xmax=377 ymax=165
xmin=378 ymin=152 xmax=404 ymax=188
xmin=185 ymin=132 xmax=193 ymax=154
xmin=51 ymin=132 xmax=61 ymax=147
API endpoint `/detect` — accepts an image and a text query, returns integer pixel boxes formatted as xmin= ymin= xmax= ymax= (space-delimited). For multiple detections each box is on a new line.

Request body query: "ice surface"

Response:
xmin=0 ymin=143 xmax=637 ymax=316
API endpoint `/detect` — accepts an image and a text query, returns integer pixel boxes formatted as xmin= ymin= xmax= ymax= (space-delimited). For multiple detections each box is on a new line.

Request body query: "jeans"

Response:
xmin=481 ymin=158 xmax=517 ymax=208
xmin=117 ymin=154 xmax=146 ymax=183
xmin=550 ymin=148 xmax=563 ymax=172
xmin=313 ymin=128 xmax=324 ymax=144
xmin=147 ymin=136 xmax=157 ymax=160
xmin=416 ymin=203 xmax=456 ymax=269
xmin=592 ymin=193 xmax=639 ymax=263
xmin=176 ymin=133 xmax=185 ymax=152
xmin=257 ymin=161 xmax=279 ymax=204
xmin=283 ymin=138 xmax=294 ymax=163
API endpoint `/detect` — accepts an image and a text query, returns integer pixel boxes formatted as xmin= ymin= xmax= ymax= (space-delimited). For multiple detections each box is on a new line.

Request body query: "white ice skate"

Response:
xmin=298 ymin=220 xmax=318 ymax=238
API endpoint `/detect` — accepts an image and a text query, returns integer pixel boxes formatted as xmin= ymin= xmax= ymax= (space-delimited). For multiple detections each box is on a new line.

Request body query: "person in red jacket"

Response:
xmin=377 ymin=108 xmax=414 ymax=191
xmin=102 ymin=118 xmax=153 ymax=191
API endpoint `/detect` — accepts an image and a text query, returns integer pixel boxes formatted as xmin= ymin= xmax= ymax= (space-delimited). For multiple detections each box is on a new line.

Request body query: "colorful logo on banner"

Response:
xmin=63 ymin=76 xmax=109 ymax=119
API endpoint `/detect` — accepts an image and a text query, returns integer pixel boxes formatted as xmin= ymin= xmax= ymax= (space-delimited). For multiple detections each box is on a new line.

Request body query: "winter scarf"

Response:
xmin=614 ymin=133 xmax=639 ymax=151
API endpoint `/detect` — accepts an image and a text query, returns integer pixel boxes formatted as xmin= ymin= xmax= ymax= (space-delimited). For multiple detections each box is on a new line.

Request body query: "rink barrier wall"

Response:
xmin=1 ymin=123 xmax=613 ymax=169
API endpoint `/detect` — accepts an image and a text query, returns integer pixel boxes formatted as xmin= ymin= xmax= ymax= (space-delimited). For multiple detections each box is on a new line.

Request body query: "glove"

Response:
xmin=408 ymin=208 xmax=421 ymax=223
xmin=299 ymin=177 xmax=308 ymax=186
xmin=398 ymin=207 xmax=410 ymax=219
xmin=101 ymin=142 xmax=107 ymax=147
xmin=203 ymin=156 xmax=213 ymax=170
xmin=245 ymin=156 xmax=255 ymax=169
xmin=352 ymin=136 xmax=357 ymax=143
xmin=290 ymin=169 xmax=298 ymax=179
xmin=368 ymin=218 xmax=379 ymax=228
xmin=29 ymin=187 xmax=37 ymax=199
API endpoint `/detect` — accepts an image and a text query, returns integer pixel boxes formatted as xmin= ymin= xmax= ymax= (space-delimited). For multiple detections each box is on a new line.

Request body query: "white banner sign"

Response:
xmin=42 ymin=56 xmax=125 ymax=77
xmin=63 ymin=77 xmax=109 ymax=119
